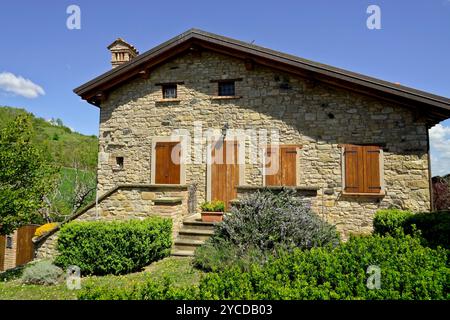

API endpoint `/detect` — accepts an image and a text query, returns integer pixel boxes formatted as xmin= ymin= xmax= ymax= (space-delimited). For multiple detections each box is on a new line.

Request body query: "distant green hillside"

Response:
xmin=0 ymin=106 xmax=98 ymax=170
xmin=0 ymin=106 xmax=98 ymax=221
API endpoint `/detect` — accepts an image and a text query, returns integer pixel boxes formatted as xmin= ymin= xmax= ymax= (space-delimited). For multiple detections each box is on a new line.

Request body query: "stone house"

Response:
xmin=35 ymin=29 xmax=450 ymax=257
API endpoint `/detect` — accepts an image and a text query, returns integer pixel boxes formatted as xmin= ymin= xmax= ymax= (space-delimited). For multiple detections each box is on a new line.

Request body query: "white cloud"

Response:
xmin=429 ymin=123 xmax=450 ymax=176
xmin=0 ymin=72 xmax=45 ymax=98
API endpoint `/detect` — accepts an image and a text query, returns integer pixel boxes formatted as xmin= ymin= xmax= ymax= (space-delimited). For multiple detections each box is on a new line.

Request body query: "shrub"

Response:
xmin=374 ymin=209 xmax=450 ymax=249
xmin=373 ymin=209 xmax=413 ymax=235
xmin=432 ymin=176 xmax=450 ymax=211
xmin=55 ymin=217 xmax=172 ymax=275
xmin=199 ymin=234 xmax=450 ymax=300
xmin=193 ymin=239 xmax=267 ymax=272
xmin=213 ymin=189 xmax=339 ymax=252
xmin=21 ymin=260 xmax=63 ymax=285
xmin=80 ymin=234 xmax=450 ymax=300
xmin=200 ymin=200 xmax=225 ymax=212
xmin=78 ymin=277 xmax=198 ymax=300
xmin=194 ymin=189 xmax=339 ymax=271
xmin=407 ymin=211 xmax=450 ymax=249
xmin=34 ymin=222 xmax=59 ymax=238
xmin=0 ymin=265 xmax=25 ymax=282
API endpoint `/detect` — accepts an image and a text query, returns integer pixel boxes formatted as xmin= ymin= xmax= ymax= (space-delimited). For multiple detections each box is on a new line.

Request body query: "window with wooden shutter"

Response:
xmin=343 ymin=145 xmax=382 ymax=194
xmin=154 ymin=142 xmax=181 ymax=184
xmin=265 ymin=145 xmax=298 ymax=186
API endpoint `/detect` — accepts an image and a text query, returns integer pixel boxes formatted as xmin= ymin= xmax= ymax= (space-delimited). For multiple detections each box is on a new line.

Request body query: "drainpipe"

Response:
xmin=426 ymin=124 xmax=434 ymax=212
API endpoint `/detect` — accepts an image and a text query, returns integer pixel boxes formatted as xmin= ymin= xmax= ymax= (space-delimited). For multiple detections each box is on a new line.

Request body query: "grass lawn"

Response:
xmin=0 ymin=257 xmax=201 ymax=300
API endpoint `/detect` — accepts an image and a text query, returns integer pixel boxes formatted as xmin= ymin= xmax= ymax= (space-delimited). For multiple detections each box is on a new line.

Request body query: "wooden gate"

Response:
xmin=211 ymin=140 xmax=239 ymax=210
xmin=0 ymin=235 xmax=5 ymax=271
xmin=15 ymin=225 xmax=38 ymax=267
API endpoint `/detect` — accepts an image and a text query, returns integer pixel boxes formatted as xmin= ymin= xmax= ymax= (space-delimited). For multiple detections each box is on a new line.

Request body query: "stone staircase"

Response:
xmin=171 ymin=215 xmax=215 ymax=257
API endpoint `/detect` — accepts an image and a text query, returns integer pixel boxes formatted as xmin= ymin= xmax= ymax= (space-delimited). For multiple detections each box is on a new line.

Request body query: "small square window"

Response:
xmin=116 ymin=157 xmax=124 ymax=169
xmin=162 ymin=85 xmax=177 ymax=99
xmin=6 ymin=236 xmax=13 ymax=249
xmin=218 ymin=81 xmax=235 ymax=96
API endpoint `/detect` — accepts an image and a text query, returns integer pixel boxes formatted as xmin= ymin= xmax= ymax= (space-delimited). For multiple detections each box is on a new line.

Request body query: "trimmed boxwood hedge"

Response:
xmin=55 ymin=217 xmax=172 ymax=275
xmin=373 ymin=209 xmax=450 ymax=249
xmin=197 ymin=234 xmax=449 ymax=300
xmin=78 ymin=233 xmax=449 ymax=300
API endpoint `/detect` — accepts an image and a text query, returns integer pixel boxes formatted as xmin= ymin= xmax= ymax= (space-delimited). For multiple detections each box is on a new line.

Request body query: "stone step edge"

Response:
xmin=174 ymin=239 xmax=205 ymax=246
xmin=178 ymin=228 xmax=214 ymax=235
xmin=182 ymin=220 xmax=216 ymax=226
xmin=171 ymin=249 xmax=194 ymax=257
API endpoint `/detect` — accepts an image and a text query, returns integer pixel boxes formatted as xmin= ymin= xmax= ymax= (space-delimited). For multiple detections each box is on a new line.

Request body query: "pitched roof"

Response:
xmin=74 ymin=28 xmax=450 ymax=123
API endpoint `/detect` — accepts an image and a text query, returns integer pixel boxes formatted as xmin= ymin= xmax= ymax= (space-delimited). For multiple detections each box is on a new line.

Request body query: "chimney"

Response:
xmin=107 ymin=38 xmax=139 ymax=69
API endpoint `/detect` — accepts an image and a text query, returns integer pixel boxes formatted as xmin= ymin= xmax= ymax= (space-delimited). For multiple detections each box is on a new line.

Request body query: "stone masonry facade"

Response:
xmin=91 ymin=50 xmax=430 ymax=239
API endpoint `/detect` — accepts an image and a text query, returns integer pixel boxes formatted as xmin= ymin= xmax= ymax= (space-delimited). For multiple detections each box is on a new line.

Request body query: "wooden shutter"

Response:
xmin=155 ymin=142 xmax=181 ymax=184
xmin=280 ymin=146 xmax=297 ymax=186
xmin=344 ymin=145 xmax=364 ymax=193
xmin=265 ymin=145 xmax=297 ymax=186
xmin=344 ymin=145 xmax=381 ymax=194
xmin=363 ymin=146 xmax=381 ymax=193
xmin=265 ymin=146 xmax=281 ymax=186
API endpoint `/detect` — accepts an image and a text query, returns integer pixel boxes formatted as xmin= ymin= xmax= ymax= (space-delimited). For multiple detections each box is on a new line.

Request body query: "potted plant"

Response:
xmin=200 ymin=200 xmax=225 ymax=222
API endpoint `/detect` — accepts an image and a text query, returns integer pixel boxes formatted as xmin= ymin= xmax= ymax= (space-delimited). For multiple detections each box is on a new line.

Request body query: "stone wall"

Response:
xmin=93 ymin=50 xmax=431 ymax=239
xmin=34 ymin=232 xmax=58 ymax=260
xmin=78 ymin=185 xmax=189 ymax=238
xmin=34 ymin=184 xmax=190 ymax=259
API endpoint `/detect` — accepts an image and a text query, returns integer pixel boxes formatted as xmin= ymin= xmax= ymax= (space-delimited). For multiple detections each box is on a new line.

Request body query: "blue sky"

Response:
xmin=0 ymin=0 xmax=449 ymax=175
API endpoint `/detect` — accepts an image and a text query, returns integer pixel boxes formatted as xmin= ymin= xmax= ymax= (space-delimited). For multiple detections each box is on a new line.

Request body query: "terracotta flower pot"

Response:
xmin=201 ymin=211 xmax=223 ymax=222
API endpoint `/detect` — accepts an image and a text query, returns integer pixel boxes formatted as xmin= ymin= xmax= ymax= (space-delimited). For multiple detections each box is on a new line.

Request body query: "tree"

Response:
xmin=432 ymin=175 xmax=450 ymax=211
xmin=0 ymin=115 xmax=57 ymax=234
xmin=43 ymin=164 xmax=96 ymax=222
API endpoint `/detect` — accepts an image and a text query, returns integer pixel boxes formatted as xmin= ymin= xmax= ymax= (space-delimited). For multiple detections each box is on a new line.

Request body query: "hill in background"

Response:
xmin=0 ymin=106 xmax=98 ymax=170
xmin=0 ymin=106 xmax=98 ymax=220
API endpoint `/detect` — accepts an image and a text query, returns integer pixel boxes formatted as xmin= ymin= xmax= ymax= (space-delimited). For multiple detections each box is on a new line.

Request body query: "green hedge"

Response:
xmin=55 ymin=218 xmax=172 ymax=275
xmin=78 ymin=278 xmax=197 ymax=300
xmin=198 ymin=234 xmax=449 ymax=300
xmin=373 ymin=209 xmax=450 ymax=249
xmin=78 ymin=234 xmax=449 ymax=300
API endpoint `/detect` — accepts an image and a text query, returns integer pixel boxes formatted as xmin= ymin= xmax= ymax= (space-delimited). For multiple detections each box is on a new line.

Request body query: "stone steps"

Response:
xmin=171 ymin=216 xmax=216 ymax=257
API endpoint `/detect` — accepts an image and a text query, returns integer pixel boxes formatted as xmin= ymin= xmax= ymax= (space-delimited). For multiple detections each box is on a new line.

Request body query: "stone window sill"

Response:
xmin=341 ymin=191 xmax=385 ymax=198
xmin=210 ymin=95 xmax=242 ymax=100
xmin=156 ymin=98 xmax=181 ymax=103
xmin=236 ymin=185 xmax=320 ymax=191
xmin=112 ymin=167 xmax=125 ymax=172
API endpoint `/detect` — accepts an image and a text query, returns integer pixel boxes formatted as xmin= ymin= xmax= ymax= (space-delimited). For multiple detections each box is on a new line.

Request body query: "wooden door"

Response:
xmin=265 ymin=145 xmax=298 ymax=186
xmin=211 ymin=140 xmax=239 ymax=210
xmin=0 ymin=235 xmax=5 ymax=271
xmin=155 ymin=142 xmax=181 ymax=184
xmin=15 ymin=225 xmax=38 ymax=267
